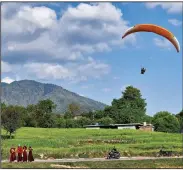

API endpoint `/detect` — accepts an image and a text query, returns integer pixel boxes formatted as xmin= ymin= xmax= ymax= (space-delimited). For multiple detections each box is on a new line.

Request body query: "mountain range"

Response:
xmin=1 ymin=80 xmax=107 ymax=114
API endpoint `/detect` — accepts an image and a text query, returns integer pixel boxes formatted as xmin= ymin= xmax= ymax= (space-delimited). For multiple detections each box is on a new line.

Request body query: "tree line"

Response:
xmin=1 ymin=86 xmax=182 ymax=137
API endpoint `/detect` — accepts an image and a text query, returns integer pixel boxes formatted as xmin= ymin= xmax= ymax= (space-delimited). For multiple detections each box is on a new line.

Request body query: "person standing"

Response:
xmin=9 ymin=146 xmax=16 ymax=162
xmin=17 ymin=144 xmax=23 ymax=162
xmin=23 ymin=145 xmax=28 ymax=162
xmin=28 ymin=146 xmax=34 ymax=162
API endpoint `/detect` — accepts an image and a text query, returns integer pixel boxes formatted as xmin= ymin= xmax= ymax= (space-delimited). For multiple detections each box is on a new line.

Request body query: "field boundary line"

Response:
xmin=2 ymin=156 xmax=183 ymax=163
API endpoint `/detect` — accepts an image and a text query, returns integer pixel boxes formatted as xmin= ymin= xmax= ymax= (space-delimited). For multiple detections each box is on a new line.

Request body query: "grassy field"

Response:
xmin=2 ymin=159 xmax=183 ymax=168
xmin=1 ymin=127 xmax=182 ymax=160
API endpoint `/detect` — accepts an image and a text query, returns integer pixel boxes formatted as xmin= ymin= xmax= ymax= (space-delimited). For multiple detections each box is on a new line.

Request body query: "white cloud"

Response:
xmin=24 ymin=63 xmax=72 ymax=80
xmin=153 ymin=38 xmax=172 ymax=50
xmin=18 ymin=6 xmax=57 ymax=29
xmin=2 ymin=77 xmax=15 ymax=84
xmin=2 ymin=61 xmax=12 ymax=73
xmin=77 ymin=58 xmax=110 ymax=79
xmin=64 ymin=3 xmax=121 ymax=21
xmin=4 ymin=57 xmax=110 ymax=82
xmin=2 ymin=61 xmax=22 ymax=74
xmin=2 ymin=4 xmax=57 ymax=35
xmin=102 ymin=88 xmax=111 ymax=92
xmin=145 ymin=2 xmax=182 ymax=14
xmin=168 ymin=19 xmax=182 ymax=26
xmin=2 ymin=2 xmax=136 ymax=65
xmin=2 ymin=3 xmax=137 ymax=83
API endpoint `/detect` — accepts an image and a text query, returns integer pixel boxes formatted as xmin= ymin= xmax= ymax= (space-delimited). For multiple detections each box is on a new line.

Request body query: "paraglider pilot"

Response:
xmin=141 ymin=67 xmax=146 ymax=74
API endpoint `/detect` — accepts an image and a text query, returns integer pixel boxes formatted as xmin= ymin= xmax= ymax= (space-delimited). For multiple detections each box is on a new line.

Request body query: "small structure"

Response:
xmin=85 ymin=122 xmax=154 ymax=131
xmin=139 ymin=122 xmax=154 ymax=131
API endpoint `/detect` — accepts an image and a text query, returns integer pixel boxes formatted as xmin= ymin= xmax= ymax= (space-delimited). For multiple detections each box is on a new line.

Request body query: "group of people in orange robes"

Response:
xmin=9 ymin=145 xmax=34 ymax=163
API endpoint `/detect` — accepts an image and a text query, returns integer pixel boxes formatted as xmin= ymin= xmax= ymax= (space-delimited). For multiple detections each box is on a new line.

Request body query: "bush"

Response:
xmin=153 ymin=111 xmax=180 ymax=133
xmin=77 ymin=117 xmax=91 ymax=127
xmin=98 ymin=116 xmax=114 ymax=125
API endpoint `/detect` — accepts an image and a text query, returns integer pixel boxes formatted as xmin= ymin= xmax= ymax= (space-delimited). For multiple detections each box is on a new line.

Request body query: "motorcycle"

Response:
xmin=156 ymin=149 xmax=173 ymax=157
xmin=106 ymin=148 xmax=120 ymax=159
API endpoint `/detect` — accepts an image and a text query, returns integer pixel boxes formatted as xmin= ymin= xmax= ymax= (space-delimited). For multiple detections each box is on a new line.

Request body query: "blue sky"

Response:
xmin=1 ymin=2 xmax=182 ymax=115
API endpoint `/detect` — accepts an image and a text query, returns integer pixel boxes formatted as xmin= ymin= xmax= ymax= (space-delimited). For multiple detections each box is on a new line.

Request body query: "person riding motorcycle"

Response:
xmin=107 ymin=147 xmax=120 ymax=159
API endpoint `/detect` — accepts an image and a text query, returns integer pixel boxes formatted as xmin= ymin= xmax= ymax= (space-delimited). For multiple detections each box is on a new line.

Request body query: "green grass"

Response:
xmin=1 ymin=127 xmax=182 ymax=160
xmin=2 ymin=159 xmax=183 ymax=168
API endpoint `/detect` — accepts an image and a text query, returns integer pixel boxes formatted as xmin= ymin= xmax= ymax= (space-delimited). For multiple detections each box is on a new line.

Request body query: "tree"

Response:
xmin=32 ymin=109 xmax=57 ymax=128
xmin=1 ymin=102 xmax=6 ymax=112
xmin=77 ymin=117 xmax=91 ymax=127
xmin=105 ymin=86 xmax=147 ymax=123
xmin=64 ymin=111 xmax=74 ymax=119
xmin=68 ymin=103 xmax=81 ymax=116
xmin=25 ymin=105 xmax=37 ymax=127
xmin=13 ymin=105 xmax=27 ymax=126
xmin=65 ymin=119 xmax=78 ymax=128
xmin=103 ymin=106 xmax=117 ymax=120
xmin=81 ymin=111 xmax=96 ymax=121
xmin=41 ymin=113 xmax=57 ymax=128
xmin=27 ymin=104 xmax=36 ymax=112
xmin=26 ymin=100 xmax=57 ymax=128
xmin=98 ymin=116 xmax=114 ymax=125
xmin=32 ymin=107 xmax=45 ymax=127
xmin=176 ymin=110 xmax=183 ymax=132
xmin=141 ymin=114 xmax=153 ymax=124
xmin=31 ymin=100 xmax=57 ymax=128
xmin=56 ymin=117 xmax=66 ymax=128
xmin=1 ymin=106 xmax=22 ymax=137
xmin=152 ymin=111 xmax=180 ymax=133
xmin=94 ymin=110 xmax=105 ymax=119
xmin=37 ymin=99 xmax=56 ymax=114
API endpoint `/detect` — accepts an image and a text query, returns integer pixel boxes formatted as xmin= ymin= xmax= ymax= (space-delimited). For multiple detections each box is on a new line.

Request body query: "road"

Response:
xmin=2 ymin=156 xmax=183 ymax=163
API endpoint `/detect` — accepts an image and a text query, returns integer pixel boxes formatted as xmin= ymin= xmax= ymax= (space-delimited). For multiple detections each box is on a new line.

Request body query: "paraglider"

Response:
xmin=122 ymin=24 xmax=180 ymax=75
xmin=141 ymin=67 xmax=146 ymax=74
xmin=122 ymin=24 xmax=180 ymax=53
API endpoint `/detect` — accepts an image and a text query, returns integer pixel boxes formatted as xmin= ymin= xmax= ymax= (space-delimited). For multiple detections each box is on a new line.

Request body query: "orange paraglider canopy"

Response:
xmin=122 ymin=24 xmax=180 ymax=52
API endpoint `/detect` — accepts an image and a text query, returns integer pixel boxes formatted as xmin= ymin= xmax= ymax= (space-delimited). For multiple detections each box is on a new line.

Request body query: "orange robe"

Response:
xmin=28 ymin=148 xmax=34 ymax=162
xmin=9 ymin=148 xmax=16 ymax=162
xmin=17 ymin=146 xmax=23 ymax=162
xmin=23 ymin=146 xmax=28 ymax=162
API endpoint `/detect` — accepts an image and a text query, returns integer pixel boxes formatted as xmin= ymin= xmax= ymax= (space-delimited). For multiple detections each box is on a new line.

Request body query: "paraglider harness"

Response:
xmin=106 ymin=147 xmax=120 ymax=159
xmin=141 ymin=67 xmax=146 ymax=74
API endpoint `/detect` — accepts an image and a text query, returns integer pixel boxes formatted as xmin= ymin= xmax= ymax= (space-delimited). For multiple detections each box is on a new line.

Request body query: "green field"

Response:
xmin=1 ymin=127 xmax=182 ymax=160
xmin=2 ymin=159 xmax=183 ymax=168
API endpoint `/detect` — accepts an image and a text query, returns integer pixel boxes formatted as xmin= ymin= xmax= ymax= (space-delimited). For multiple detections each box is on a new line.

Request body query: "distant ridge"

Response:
xmin=1 ymin=80 xmax=107 ymax=114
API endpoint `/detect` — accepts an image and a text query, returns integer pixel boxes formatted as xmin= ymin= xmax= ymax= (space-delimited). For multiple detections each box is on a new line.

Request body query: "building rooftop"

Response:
xmin=85 ymin=123 xmax=154 ymax=127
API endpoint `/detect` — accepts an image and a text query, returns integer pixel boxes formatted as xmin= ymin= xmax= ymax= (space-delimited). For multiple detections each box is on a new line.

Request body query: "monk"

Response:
xmin=23 ymin=146 xmax=28 ymax=162
xmin=17 ymin=144 xmax=23 ymax=162
xmin=28 ymin=146 xmax=34 ymax=162
xmin=9 ymin=147 xmax=16 ymax=162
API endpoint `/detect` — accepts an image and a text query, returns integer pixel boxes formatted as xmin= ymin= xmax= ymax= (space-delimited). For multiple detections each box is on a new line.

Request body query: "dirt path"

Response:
xmin=2 ymin=156 xmax=183 ymax=163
